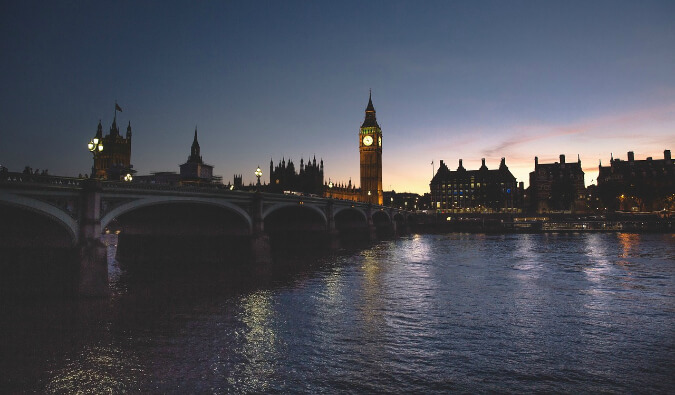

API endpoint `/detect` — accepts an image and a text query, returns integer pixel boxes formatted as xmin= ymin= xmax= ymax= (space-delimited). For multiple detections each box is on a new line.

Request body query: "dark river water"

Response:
xmin=1 ymin=232 xmax=674 ymax=393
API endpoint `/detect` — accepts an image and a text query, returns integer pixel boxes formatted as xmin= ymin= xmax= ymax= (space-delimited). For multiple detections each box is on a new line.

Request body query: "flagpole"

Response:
xmin=114 ymin=100 xmax=117 ymax=121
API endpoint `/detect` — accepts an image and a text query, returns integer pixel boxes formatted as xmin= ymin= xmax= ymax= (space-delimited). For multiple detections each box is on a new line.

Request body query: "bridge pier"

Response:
xmin=326 ymin=200 xmax=341 ymax=250
xmin=366 ymin=205 xmax=378 ymax=241
xmin=77 ymin=180 xmax=109 ymax=297
xmin=77 ymin=238 xmax=108 ymax=297
xmin=250 ymin=192 xmax=272 ymax=274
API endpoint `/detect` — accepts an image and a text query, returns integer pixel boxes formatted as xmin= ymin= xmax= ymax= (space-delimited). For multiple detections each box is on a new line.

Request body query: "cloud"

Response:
xmin=481 ymin=102 xmax=675 ymax=158
xmin=482 ymin=127 xmax=586 ymax=157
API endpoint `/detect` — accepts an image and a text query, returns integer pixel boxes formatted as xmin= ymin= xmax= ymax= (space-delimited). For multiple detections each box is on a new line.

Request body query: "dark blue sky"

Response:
xmin=1 ymin=0 xmax=673 ymax=193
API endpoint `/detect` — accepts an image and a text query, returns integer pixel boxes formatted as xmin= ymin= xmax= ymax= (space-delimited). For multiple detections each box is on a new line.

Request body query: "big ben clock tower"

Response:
xmin=359 ymin=91 xmax=383 ymax=205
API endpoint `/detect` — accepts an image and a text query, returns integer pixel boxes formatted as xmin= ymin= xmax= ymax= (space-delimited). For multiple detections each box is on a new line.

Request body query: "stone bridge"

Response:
xmin=0 ymin=173 xmax=412 ymax=297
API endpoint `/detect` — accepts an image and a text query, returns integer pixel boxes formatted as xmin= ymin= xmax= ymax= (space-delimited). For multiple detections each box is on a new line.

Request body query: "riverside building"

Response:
xmin=430 ymin=158 xmax=521 ymax=213
xmin=597 ymin=150 xmax=674 ymax=212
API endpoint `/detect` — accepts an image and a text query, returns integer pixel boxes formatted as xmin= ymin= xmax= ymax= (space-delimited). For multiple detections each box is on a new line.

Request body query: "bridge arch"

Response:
xmin=262 ymin=202 xmax=330 ymax=255
xmin=0 ymin=191 xmax=78 ymax=245
xmin=101 ymin=196 xmax=253 ymax=233
xmin=333 ymin=205 xmax=368 ymax=222
xmin=372 ymin=209 xmax=392 ymax=224
xmin=262 ymin=202 xmax=327 ymax=225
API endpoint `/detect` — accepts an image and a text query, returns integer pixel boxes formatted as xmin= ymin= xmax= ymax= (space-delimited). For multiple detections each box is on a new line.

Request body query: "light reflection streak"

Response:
xmin=511 ymin=234 xmax=547 ymax=341
xmin=512 ymin=233 xmax=540 ymax=276
xmin=400 ymin=234 xmax=432 ymax=266
xmin=361 ymin=249 xmax=385 ymax=331
xmin=618 ymin=233 xmax=640 ymax=260
xmin=229 ymin=290 xmax=279 ymax=393
xmin=395 ymin=235 xmax=433 ymax=310
xmin=584 ymin=233 xmax=612 ymax=286
xmin=585 ymin=233 xmax=639 ymax=294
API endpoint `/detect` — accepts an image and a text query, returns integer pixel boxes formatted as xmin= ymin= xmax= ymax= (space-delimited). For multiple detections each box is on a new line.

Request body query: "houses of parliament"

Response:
xmin=88 ymin=93 xmax=386 ymax=206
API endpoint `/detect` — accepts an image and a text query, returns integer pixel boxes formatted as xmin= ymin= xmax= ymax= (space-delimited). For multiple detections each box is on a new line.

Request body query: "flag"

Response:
xmin=115 ymin=103 xmax=123 ymax=112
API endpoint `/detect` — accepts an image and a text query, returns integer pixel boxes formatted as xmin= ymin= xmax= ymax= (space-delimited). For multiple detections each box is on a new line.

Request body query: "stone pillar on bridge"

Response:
xmin=250 ymin=192 xmax=272 ymax=273
xmin=77 ymin=179 xmax=108 ymax=297
xmin=326 ymin=199 xmax=340 ymax=250
xmin=366 ymin=204 xmax=377 ymax=241
xmin=389 ymin=208 xmax=398 ymax=236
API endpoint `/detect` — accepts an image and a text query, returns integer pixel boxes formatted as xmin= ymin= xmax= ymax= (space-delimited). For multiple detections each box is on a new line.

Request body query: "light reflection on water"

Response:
xmin=45 ymin=344 xmax=143 ymax=394
xmin=1 ymin=232 xmax=674 ymax=393
xmin=228 ymin=291 xmax=280 ymax=393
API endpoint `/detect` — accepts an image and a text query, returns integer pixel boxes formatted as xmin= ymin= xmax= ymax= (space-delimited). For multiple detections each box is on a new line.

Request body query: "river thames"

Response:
xmin=1 ymin=232 xmax=674 ymax=393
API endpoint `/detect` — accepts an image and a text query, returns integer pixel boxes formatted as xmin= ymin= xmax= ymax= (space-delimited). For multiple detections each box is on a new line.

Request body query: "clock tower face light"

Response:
xmin=363 ymin=135 xmax=373 ymax=146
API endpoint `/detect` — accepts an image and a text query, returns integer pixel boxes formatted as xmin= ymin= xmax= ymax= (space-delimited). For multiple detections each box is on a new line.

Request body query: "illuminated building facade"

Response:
xmin=325 ymin=179 xmax=360 ymax=201
xmin=430 ymin=158 xmax=520 ymax=213
xmin=597 ymin=150 xmax=674 ymax=211
xmin=359 ymin=92 xmax=383 ymax=205
xmin=528 ymin=154 xmax=585 ymax=213
xmin=91 ymin=118 xmax=133 ymax=180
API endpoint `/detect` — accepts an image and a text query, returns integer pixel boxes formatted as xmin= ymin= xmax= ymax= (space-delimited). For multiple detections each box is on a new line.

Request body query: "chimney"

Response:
xmin=560 ymin=154 xmax=565 ymax=164
xmin=535 ymin=156 xmax=538 ymax=166
xmin=482 ymin=158 xmax=486 ymax=167
xmin=665 ymin=150 xmax=671 ymax=161
xmin=628 ymin=151 xmax=634 ymax=162
xmin=439 ymin=160 xmax=444 ymax=167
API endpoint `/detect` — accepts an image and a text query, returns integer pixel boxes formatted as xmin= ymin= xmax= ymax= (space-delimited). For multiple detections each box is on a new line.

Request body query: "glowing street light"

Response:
xmin=87 ymin=137 xmax=103 ymax=178
xmin=124 ymin=173 xmax=133 ymax=182
xmin=255 ymin=166 xmax=262 ymax=191
xmin=328 ymin=180 xmax=333 ymax=198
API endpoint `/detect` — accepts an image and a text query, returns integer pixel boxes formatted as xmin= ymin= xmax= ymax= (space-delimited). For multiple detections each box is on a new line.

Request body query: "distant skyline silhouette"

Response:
xmin=1 ymin=1 xmax=673 ymax=194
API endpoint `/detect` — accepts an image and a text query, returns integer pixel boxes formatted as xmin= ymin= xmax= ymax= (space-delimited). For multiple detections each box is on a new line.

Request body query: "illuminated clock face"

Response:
xmin=378 ymin=136 xmax=382 ymax=146
xmin=363 ymin=135 xmax=373 ymax=146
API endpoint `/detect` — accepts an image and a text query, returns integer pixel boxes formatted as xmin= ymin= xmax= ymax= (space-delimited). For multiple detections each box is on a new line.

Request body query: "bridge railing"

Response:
xmin=0 ymin=171 xmax=83 ymax=187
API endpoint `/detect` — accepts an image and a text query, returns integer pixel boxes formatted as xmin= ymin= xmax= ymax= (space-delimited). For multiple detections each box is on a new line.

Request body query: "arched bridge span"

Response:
xmin=0 ymin=176 xmax=411 ymax=297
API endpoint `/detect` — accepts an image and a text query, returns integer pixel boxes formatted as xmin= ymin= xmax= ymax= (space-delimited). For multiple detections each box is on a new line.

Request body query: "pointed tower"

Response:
xmin=188 ymin=127 xmax=203 ymax=163
xmin=359 ymin=91 xmax=383 ymax=205
xmin=180 ymin=126 xmax=213 ymax=184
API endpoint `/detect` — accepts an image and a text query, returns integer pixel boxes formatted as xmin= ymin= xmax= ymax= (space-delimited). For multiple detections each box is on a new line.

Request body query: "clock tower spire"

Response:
xmin=359 ymin=91 xmax=383 ymax=205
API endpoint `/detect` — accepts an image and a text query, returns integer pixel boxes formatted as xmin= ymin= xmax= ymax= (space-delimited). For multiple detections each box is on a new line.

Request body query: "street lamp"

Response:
xmin=124 ymin=173 xmax=133 ymax=182
xmin=328 ymin=180 xmax=333 ymax=198
xmin=255 ymin=166 xmax=262 ymax=191
xmin=87 ymin=137 xmax=103 ymax=178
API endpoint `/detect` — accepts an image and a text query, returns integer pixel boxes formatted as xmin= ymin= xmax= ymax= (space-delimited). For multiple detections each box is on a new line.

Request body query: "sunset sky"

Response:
xmin=1 ymin=0 xmax=673 ymax=194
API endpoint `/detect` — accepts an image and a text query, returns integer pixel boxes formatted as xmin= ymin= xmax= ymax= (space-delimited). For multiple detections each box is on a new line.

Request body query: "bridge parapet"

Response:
xmin=1 ymin=172 xmax=83 ymax=187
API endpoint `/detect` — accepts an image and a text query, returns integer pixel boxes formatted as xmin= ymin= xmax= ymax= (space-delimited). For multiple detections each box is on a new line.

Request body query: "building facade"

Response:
xmin=135 ymin=128 xmax=219 ymax=186
xmin=268 ymin=156 xmax=324 ymax=195
xmin=430 ymin=158 xmax=520 ymax=213
xmin=359 ymin=92 xmax=383 ymax=205
xmin=528 ymin=154 xmax=585 ymax=213
xmin=179 ymin=128 xmax=214 ymax=184
xmin=597 ymin=150 xmax=674 ymax=211
xmin=91 ymin=117 xmax=133 ymax=180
